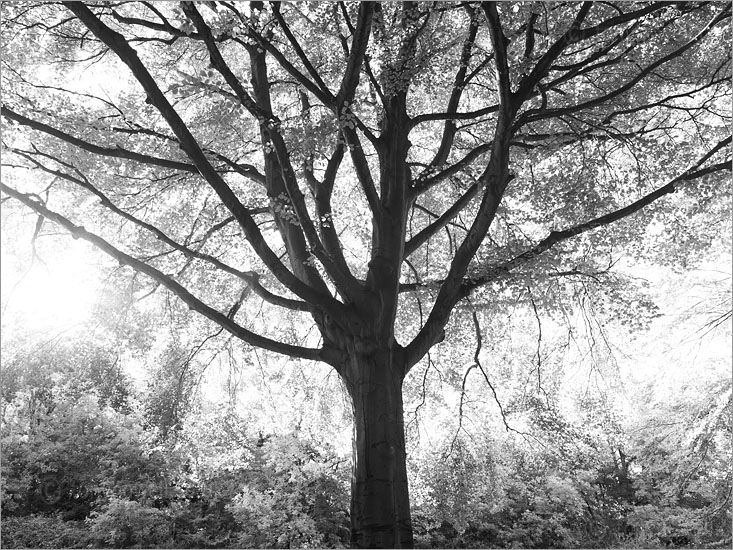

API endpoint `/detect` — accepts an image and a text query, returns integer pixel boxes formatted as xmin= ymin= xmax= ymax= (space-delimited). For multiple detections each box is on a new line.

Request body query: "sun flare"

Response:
xmin=1 ymin=241 xmax=102 ymax=333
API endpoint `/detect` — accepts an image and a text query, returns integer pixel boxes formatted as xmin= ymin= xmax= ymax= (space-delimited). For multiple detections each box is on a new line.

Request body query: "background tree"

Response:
xmin=1 ymin=1 xmax=730 ymax=547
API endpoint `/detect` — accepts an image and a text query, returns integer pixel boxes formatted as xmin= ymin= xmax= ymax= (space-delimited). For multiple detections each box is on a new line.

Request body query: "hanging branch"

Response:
xmin=470 ymin=310 xmax=515 ymax=434
xmin=452 ymin=308 xmax=525 ymax=454
xmin=527 ymin=289 xmax=547 ymax=399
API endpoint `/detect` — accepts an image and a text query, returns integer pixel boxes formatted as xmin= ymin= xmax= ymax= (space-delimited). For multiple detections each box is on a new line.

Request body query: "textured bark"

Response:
xmin=342 ymin=350 xmax=413 ymax=548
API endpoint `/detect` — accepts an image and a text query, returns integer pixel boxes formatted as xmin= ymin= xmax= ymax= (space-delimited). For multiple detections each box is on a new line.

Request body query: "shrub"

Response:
xmin=0 ymin=514 xmax=90 ymax=548
xmin=227 ymin=433 xmax=349 ymax=548
xmin=87 ymin=498 xmax=174 ymax=548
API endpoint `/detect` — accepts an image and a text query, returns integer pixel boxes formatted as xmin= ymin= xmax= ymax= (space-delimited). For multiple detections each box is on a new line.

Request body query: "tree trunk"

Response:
xmin=343 ymin=349 xmax=413 ymax=548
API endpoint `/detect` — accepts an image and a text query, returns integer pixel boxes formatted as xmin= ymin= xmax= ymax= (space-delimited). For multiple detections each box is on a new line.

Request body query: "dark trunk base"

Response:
xmin=344 ymin=350 xmax=414 ymax=548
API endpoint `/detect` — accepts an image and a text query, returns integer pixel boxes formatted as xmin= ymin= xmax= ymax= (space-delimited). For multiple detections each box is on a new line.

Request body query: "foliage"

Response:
xmin=1 ymin=291 xmax=730 ymax=549
xmin=87 ymin=498 xmax=174 ymax=548
xmin=1 ymin=337 xmax=132 ymax=417
xmin=1 ymin=347 xmax=351 ymax=548
xmin=1 ymin=390 xmax=170 ymax=515
xmin=407 ymin=306 xmax=731 ymax=550
xmin=0 ymin=514 xmax=91 ymax=549
xmin=175 ymin=410 xmax=350 ymax=548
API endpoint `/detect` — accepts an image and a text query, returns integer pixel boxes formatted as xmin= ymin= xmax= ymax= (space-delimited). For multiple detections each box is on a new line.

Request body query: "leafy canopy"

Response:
xmin=1 ymin=2 xmax=730 ymax=374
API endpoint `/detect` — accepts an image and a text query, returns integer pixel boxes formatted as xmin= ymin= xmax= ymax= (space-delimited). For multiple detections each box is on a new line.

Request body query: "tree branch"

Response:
xmin=462 ymin=137 xmax=732 ymax=293
xmin=66 ymin=2 xmax=342 ymax=314
xmin=336 ymin=2 xmax=373 ymax=106
xmin=6 ymin=145 xmax=309 ymax=312
xmin=482 ymin=3 xmax=512 ymax=108
xmin=271 ymin=2 xmax=332 ymax=97
xmin=513 ymin=1 xmax=593 ymax=104
xmin=412 ymin=142 xmax=493 ymax=195
xmin=0 ymin=181 xmax=323 ymax=362
xmin=240 ymin=18 xmax=335 ymax=107
xmin=423 ymin=6 xmax=479 ymax=175
xmin=109 ymin=122 xmax=266 ymax=184
xmin=341 ymin=125 xmax=380 ymax=213
xmin=405 ymin=183 xmax=479 ymax=258
xmin=522 ymin=5 xmax=731 ymax=126
xmin=305 ymin=141 xmax=360 ymax=292
xmin=409 ymin=102 xmax=500 ymax=128
xmin=1 ymin=106 xmax=196 ymax=174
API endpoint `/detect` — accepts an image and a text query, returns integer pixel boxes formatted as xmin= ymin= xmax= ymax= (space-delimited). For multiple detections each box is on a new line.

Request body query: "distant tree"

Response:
xmin=2 ymin=2 xmax=730 ymax=546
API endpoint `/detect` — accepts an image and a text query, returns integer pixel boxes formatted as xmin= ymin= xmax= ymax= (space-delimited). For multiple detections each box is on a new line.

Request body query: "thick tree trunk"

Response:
xmin=343 ymin=350 xmax=413 ymax=548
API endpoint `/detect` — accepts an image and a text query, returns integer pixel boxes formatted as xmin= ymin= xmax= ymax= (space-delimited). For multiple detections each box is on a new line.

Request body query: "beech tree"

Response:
xmin=1 ymin=1 xmax=730 ymax=547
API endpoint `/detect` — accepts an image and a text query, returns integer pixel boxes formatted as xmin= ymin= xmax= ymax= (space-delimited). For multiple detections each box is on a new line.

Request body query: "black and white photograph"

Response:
xmin=1 ymin=2 xmax=730 ymax=548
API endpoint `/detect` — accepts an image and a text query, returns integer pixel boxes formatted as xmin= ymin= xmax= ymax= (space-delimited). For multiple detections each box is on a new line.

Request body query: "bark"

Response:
xmin=340 ymin=349 xmax=413 ymax=549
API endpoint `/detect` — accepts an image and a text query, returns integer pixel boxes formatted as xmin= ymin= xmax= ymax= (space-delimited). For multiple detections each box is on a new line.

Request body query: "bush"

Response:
xmin=87 ymin=498 xmax=174 ymax=548
xmin=0 ymin=514 xmax=90 ymax=548
xmin=226 ymin=433 xmax=350 ymax=548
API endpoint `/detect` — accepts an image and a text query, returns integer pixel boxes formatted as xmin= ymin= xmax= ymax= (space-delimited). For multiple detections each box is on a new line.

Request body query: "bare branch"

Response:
xmin=527 ymin=291 xmax=545 ymax=396
xmin=470 ymin=310 xmax=515 ymax=433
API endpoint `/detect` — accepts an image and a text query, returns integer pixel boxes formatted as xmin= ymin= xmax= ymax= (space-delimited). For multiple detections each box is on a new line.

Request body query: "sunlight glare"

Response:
xmin=1 ymin=241 xmax=102 ymax=333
